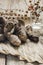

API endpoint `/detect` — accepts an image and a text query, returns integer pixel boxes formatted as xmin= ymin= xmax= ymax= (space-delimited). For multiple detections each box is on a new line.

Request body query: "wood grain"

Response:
xmin=0 ymin=54 xmax=5 ymax=65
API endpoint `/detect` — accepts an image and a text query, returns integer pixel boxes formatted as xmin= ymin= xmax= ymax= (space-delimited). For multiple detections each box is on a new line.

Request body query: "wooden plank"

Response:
xmin=0 ymin=39 xmax=43 ymax=63
xmin=7 ymin=55 xmax=43 ymax=65
xmin=0 ymin=54 xmax=5 ymax=65
xmin=7 ymin=55 xmax=25 ymax=65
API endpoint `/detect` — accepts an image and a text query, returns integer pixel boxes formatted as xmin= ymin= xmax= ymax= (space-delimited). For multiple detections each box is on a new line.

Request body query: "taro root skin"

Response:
xmin=18 ymin=34 xmax=27 ymax=42
xmin=8 ymin=34 xmax=21 ymax=46
xmin=0 ymin=34 xmax=5 ymax=42
xmin=26 ymin=25 xmax=39 ymax=43
xmin=5 ymin=22 xmax=14 ymax=32
xmin=18 ymin=27 xmax=27 ymax=42
xmin=0 ymin=17 xmax=6 ymax=42
xmin=28 ymin=34 xmax=39 ymax=43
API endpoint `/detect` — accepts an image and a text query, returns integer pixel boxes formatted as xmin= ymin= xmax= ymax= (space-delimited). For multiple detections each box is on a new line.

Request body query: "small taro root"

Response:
xmin=26 ymin=25 xmax=32 ymax=35
xmin=14 ymin=20 xmax=27 ymax=42
xmin=18 ymin=31 xmax=27 ymax=42
xmin=26 ymin=25 xmax=39 ymax=43
xmin=0 ymin=17 xmax=5 ymax=33
xmin=14 ymin=26 xmax=27 ymax=42
xmin=0 ymin=17 xmax=5 ymax=42
xmin=28 ymin=35 xmax=39 ymax=43
xmin=8 ymin=34 xmax=21 ymax=46
xmin=5 ymin=22 xmax=14 ymax=32
xmin=0 ymin=34 xmax=5 ymax=42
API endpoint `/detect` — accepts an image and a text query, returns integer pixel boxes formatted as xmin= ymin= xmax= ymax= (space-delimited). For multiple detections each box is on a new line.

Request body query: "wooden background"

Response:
xmin=0 ymin=54 xmax=43 ymax=65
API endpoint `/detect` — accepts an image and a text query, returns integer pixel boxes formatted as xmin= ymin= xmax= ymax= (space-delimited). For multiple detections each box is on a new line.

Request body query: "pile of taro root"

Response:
xmin=0 ymin=17 xmax=39 ymax=46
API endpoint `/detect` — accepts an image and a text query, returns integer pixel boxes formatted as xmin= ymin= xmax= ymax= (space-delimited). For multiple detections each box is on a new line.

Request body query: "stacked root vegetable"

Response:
xmin=0 ymin=17 xmax=39 ymax=46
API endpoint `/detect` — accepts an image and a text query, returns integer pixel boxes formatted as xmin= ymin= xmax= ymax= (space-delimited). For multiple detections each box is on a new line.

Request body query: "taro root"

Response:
xmin=28 ymin=35 xmax=39 ymax=43
xmin=0 ymin=34 xmax=5 ymax=42
xmin=0 ymin=17 xmax=5 ymax=33
xmin=26 ymin=25 xmax=32 ymax=35
xmin=26 ymin=25 xmax=39 ymax=43
xmin=4 ymin=19 xmax=18 ymax=38
xmin=8 ymin=34 xmax=21 ymax=46
xmin=0 ymin=17 xmax=5 ymax=42
xmin=14 ymin=20 xmax=27 ymax=42
xmin=4 ymin=26 xmax=21 ymax=46
xmin=4 ymin=22 xmax=14 ymax=39
xmin=18 ymin=26 xmax=27 ymax=42
xmin=5 ymin=22 xmax=14 ymax=32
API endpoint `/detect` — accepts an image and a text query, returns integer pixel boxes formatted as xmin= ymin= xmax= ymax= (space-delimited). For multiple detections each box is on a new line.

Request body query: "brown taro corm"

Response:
xmin=8 ymin=34 xmax=21 ymax=46
xmin=13 ymin=20 xmax=27 ymax=42
xmin=0 ymin=17 xmax=5 ymax=34
xmin=26 ymin=25 xmax=39 ymax=43
xmin=28 ymin=35 xmax=39 ymax=43
xmin=5 ymin=22 xmax=14 ymax=32
xmin=0 ymin=17 xmax=6 ymax=41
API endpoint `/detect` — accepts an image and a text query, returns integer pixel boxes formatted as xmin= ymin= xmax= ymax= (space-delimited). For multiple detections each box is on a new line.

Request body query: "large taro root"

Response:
xmin=4 ymin=20 xmax=21 ymax=46
xmin=18 ymin=26 xmax=27 ymax=42
xmin=0 ymin=17 xmax=5 ymax=42
xmin=26 ymin=25 xmax=39 ymax=43
xmin=4 ymin=20 xmax=19 ymax=38
xmin=7 ymin=34 xmax=21 ymax=46
xmin=4 ymin=21 xmax=14 ymax=38
xmin=13 ymin=20 xmax=27 ymax=42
